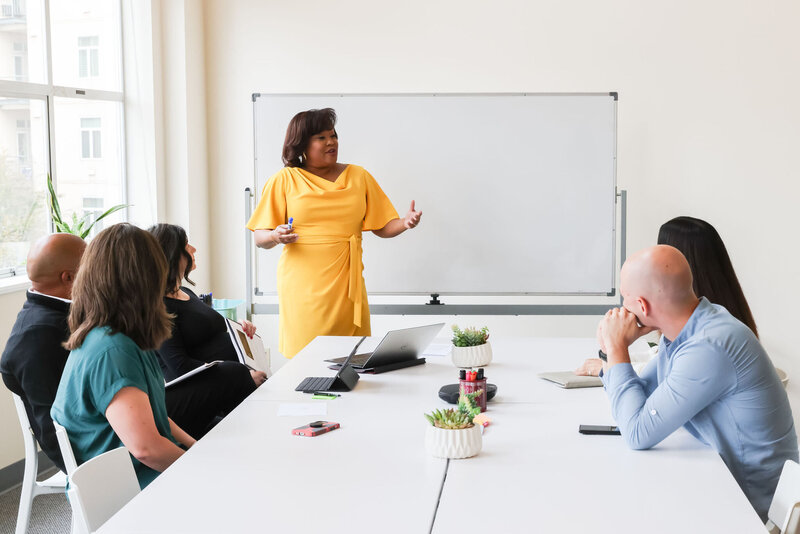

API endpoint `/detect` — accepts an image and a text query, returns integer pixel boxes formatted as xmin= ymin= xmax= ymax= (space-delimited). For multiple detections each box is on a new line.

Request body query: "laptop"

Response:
xmin=295 ymin=336 xmax=365 ymax=393
xmin=325 ymin=323 xmax=445 ymax=374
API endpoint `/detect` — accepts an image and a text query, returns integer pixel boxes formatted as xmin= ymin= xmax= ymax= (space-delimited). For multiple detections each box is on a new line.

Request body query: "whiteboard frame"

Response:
xmin=247 ymin=92 xmax=622 ymax=316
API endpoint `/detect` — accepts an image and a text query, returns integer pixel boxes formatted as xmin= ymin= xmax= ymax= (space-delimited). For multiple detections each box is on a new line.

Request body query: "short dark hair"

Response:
xmin=282 ymin=108 xmax=337 ymax=167
xmin=65 ymin=223 xmax=173 ymax=350
xmin=658 ymin=216 xmax=758 ymax=337
xmin=147 ymin=223 xmax=194 ymax=294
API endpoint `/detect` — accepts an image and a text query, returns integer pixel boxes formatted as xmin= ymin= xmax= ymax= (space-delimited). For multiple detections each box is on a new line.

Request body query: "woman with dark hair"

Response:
xmin=576 ymin=216 xmax=758 ymax=376
xmin=247 ymin=108 xmax=422 ymax=357
xmin=657 ymin=216 xmax=758 ymax=337
xmin=51 ymin=224 xmax=194 ymax=489
xmin=147 ymin=223 xmax=263 ymax=437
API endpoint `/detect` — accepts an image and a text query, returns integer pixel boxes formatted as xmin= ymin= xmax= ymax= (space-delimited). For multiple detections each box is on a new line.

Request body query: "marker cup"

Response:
xmin=459 ymin=377 xmax=488 ymax=412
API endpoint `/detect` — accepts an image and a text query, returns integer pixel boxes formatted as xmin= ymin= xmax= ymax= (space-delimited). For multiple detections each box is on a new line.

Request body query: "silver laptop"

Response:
xmin=325 ymin=323 xmax=445 ymax=373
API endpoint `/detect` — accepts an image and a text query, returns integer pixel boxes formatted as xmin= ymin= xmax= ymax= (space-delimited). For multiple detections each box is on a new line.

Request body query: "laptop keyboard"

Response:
xmin=296 ymin=376 xmax=335 ymax=392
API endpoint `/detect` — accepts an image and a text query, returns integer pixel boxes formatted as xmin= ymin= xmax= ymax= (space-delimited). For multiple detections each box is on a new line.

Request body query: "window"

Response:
xmin=0 ymin=0 xmax=125 ymax=279
xmin=16 ymin=118 xmax=30 ymax=164
xmin=80 ymin=117 xmax=101 ymax=158
xmin=77 ymin=36 xmax=99 ymax=78
xmin=82 ymin=197 xmax=104 ymax=236
xmin=0 ymin=98 xmax=47 ymax=276
xmin=13 ymin=42 xmax=26 ymax=81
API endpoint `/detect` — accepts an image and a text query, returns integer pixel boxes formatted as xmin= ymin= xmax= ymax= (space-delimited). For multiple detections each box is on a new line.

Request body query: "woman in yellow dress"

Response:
xmin=247 ymin=108 xmax=422 ymax=357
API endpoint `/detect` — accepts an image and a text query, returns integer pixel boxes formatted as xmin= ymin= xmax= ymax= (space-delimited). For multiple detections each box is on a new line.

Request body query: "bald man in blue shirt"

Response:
xmin=599 ymin=245 xmax=797 ymax=521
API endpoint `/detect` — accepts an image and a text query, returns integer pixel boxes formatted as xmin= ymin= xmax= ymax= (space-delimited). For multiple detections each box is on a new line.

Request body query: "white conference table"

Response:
xmin=98 ymin=336 xmax=767 ymax=533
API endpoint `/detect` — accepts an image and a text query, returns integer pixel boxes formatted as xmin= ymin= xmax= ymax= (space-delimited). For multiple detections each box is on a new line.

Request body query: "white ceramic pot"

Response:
xmin=451 ymin=342 xmax=493 ymax=368
xmin=425 ymin=424 xmax=482 ymax=459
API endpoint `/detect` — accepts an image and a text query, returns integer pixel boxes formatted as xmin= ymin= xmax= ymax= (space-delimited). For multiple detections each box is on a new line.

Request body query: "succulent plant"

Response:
xmin=451 ymin=325 xmax=490 ymax=347
xmin=424 ymin=390 xmax=484 ymax=429
xmin=424 ymin=408 xmax=472 ymax=429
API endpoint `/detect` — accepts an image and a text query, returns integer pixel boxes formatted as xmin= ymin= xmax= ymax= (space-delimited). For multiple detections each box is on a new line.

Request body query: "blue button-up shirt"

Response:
xmin=602 ymin=297 xmax=798 ymax=520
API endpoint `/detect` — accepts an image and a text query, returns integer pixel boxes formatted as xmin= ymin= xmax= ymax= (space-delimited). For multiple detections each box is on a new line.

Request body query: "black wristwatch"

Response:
xmin=598 ymin=349 xmax=608 ymax=362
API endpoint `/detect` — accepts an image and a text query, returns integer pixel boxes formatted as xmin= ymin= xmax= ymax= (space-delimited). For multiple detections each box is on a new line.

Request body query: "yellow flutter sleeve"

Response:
xmin=246 ymin=169 xmax=288 ymax=231
xmin=361 ymin=169 xmax=399 ymax=231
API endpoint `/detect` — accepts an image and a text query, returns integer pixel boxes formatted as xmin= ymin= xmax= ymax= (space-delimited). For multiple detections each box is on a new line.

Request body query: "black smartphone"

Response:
xmin=578 ymin=424 xmax=621 ymax=435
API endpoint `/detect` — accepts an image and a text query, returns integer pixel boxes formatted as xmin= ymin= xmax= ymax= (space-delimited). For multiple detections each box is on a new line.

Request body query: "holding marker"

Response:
xmin=287 ymin=217 xmax=294 ymax=231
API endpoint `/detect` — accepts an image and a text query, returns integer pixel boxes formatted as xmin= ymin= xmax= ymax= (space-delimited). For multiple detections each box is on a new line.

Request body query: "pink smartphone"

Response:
xmin=291 ymin=421 xmax=340 ymax=437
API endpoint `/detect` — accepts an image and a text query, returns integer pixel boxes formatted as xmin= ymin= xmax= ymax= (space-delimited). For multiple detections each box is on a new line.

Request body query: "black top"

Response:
xmin=158 ymin=287 xmax=240 ymax=382
xmin=0 ymin=291 xmax=69 ymax=471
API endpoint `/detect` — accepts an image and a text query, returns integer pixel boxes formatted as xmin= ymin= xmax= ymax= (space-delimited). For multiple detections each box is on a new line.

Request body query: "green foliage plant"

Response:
xmin=451 ymin=325 xmax=490 ymax=347
xmin=47 ymin=174 xmax=127 ymax=238
xmin=424 ymin=390 xmax=484 ymax=429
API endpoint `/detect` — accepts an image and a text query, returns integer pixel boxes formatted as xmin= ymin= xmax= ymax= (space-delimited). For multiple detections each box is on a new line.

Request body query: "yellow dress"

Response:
xmin=247 ymin=165 xmax=399 ymax=357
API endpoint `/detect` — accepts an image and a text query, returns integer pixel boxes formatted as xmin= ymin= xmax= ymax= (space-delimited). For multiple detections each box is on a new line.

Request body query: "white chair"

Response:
xmin=11 ymin=393 xmax=67 ymax=534
xmin=52 ymin=421 xmax=78 ymax=475
xmin=52 ymin=421 xmax=88 ymax=533
xmin=767 ymin=460 xmax=800 ymax=533
xmin=68 ymin=447 xmax=140 ymax=533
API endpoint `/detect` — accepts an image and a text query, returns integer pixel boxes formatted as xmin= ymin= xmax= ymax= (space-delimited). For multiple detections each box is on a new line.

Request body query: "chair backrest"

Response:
xmin=11 ymin=394 xmax=38 ymax=460
xmin=52 ymin=420 xmax=79 ymax=475
xmin=769 ymin=460 xmax=800 ymax=533
xmin=69 ymin=447 xmax=140 ymax=532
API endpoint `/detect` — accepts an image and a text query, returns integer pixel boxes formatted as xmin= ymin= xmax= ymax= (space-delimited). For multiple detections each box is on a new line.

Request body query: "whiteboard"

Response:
xmin=253 ymin=94 xmax=616 ymax=295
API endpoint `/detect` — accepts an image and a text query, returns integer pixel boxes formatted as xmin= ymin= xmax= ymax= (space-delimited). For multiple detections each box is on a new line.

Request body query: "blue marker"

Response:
xmin=287 ymin=217 xmax=294 ymax=231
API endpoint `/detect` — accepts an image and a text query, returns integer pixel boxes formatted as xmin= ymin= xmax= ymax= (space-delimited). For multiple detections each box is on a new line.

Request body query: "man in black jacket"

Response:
xmin=1 ymin=233 xmax=86 ymax=471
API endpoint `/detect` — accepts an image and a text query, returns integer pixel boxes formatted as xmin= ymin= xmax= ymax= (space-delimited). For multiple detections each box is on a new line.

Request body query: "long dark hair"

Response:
xmin=65 ymin=223 xmax=173 ymax=350
xmin=658 ymin=216 xmax=758 ymax=337
xmin=282 ymin=108 xmax=337 ymax=167
xmin=147 ymin=223 xmax=195 ymax=294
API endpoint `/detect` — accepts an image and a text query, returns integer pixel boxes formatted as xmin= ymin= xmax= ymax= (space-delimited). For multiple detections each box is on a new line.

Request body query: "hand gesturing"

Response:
xmin=403 ymin=200 xmax=422 ymax=229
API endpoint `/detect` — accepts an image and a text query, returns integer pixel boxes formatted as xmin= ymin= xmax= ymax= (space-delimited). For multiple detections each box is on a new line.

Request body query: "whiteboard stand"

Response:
xmin=245 ymin=187 xmax=254 ymax=320
xmin=244 ymin=188 xmax=627 ymax=318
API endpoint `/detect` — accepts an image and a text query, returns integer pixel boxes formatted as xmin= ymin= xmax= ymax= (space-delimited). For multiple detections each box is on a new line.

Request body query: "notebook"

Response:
xmin=225 ymin=319 xmax=271 ymax=376
xmin=537 ymin=371 xmax=603 ymax=389
xmin=164 ymin=360 xmax=222 ymax=389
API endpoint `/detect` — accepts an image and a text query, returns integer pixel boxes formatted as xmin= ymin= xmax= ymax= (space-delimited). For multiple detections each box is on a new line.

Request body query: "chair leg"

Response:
xmin=14 ymin=468 xmax=36 ymax=534
xmin=67 ymin=488 xmax=89 ymax=534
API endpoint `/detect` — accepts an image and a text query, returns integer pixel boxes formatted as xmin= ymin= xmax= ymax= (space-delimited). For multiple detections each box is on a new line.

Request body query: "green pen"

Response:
xmin=312 ymin=392 xmax=339 ymax=399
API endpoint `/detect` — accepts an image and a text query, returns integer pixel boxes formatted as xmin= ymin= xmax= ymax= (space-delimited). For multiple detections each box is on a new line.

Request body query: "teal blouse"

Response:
xmin=52 ymin=326 xmax=177 ymax=489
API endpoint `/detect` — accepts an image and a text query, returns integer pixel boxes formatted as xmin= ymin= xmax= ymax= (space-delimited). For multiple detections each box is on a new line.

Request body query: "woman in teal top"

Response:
xmin=51 ymin=224 xmax=195 ymax=488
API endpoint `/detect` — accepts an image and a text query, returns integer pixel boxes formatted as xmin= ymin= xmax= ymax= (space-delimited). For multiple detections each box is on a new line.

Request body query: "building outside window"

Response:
xmin=0 ymin=0 xmax=124 ymax=279
xmin=16 ymin=118 xmax=29 ymax=164
xmin=77 ymin=35 xmax=98 ymax=78
xmin=80 ymin=117 xmax=100 ymax=159
xmin=82 ymin=196 xmax=104 ymax=236
xmin=13 ymin=41 xmax=26 ymax=81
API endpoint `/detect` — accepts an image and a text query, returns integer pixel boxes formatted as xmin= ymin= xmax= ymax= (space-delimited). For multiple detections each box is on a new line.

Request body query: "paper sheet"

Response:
xmin=422 ymin=343 xmax=452 ymax=357
xmin=277 ymin=403 xmax=328 ymax=417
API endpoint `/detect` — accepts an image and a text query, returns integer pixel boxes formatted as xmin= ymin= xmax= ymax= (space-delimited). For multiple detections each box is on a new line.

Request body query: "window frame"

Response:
xmin=0 ymin=0 xmax=126 ymax=279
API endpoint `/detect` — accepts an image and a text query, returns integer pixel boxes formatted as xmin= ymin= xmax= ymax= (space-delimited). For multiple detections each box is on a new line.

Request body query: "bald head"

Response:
xmin=27 ymin=233 xmax=86 ymax=299
xmin=620 ymin=245 xmax=698 ymax=326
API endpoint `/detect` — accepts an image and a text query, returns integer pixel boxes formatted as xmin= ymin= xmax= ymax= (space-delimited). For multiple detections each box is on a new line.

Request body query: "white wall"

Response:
xmin=0 ymin=289 xmax=29 ymax=469
xmin=154 ymin=0 xmax=212 ymax=290
xmin=202 ymin=0 xmax=800 ymax=380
